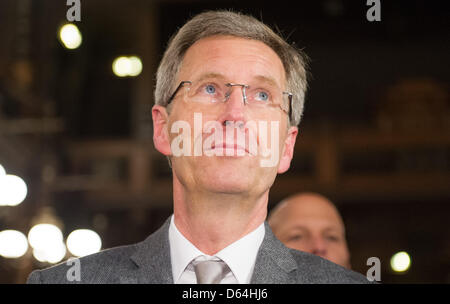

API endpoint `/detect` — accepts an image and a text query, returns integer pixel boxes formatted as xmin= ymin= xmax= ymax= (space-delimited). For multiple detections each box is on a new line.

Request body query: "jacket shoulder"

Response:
xmin=26 ymin=243 xmax=139 ymax=284
xmin=288 ymin=249 xmax=373 ymax=284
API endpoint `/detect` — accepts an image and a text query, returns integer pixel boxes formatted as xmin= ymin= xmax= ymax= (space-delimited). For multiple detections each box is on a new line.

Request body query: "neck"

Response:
xmin=172 ymin=174 xmax=268 ymax=255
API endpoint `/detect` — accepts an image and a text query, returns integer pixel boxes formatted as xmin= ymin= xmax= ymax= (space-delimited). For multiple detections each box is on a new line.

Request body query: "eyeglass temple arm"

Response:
xmin=283 ymin=92 xmax=293 ymax=122
xmin=167 ymin=81 xmax=192 ymax=105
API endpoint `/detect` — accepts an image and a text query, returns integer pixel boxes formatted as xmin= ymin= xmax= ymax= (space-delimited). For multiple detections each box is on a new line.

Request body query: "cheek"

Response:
xmin=286 ymin=241 xmax=310 ymax=253
xmin=328 ymin=243 xmax=349 ymax=255
xmin=255 ymin=118 xmax=285 ymax=153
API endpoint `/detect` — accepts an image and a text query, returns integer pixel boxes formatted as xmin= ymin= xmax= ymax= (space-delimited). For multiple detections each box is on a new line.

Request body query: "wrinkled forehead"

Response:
xmin=178 ymin=35 xmax=287 ymax=88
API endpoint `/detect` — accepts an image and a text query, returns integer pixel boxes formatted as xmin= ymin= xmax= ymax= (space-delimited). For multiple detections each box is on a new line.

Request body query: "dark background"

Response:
xmin=0 ymin=0 xmax=449 ymax=283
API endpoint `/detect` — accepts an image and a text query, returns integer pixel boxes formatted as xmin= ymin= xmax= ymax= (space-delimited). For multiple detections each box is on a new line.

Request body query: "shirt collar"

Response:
xmin=169 ymin=215 xmax=205 ymax=283
xmin=214 ymin=221 xmax=265 ymax=284
xmin=168 ymin=214 xmax=265 ymax=284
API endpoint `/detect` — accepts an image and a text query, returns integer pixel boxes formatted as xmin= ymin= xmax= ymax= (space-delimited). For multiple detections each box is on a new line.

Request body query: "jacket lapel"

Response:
xmin=128 ymin=217 xmax=173 ymax=284
xmin=250 ymin=222 xmax=298 ymax=284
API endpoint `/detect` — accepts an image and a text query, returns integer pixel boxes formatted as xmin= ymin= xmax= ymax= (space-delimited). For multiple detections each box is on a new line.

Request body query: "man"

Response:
xmin=268 ymin=193 xmax=351 ymax=269
xmin=27 ymin=10 xmax=369 ymax=283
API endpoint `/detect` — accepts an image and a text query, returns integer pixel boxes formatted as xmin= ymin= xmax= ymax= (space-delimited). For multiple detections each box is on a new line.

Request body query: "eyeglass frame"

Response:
xmin=166 ymin=80 xmax=293 ymax=122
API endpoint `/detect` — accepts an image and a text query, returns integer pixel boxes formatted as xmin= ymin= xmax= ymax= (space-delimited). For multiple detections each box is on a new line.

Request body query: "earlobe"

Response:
xmin=152 ymin=105 xmax=172 ymax=156
xmin=277 ymin=126 xmax=298 ymax=174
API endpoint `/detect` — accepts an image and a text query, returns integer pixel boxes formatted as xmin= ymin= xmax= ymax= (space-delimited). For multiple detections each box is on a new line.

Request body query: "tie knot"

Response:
xmin=193 ymin=258 xmax=230 ymax=284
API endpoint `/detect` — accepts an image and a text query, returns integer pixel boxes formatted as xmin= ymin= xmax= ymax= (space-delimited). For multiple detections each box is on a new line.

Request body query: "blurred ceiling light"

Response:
xmin=32 ymin=247 xmax=48 ymax=263
xmin=390 ymin=251 xmax=411 ymax=273
xmin=112 ymin=56 xmax=142 ymax=77
xmin=128 ymin=56 xmax=143 ymax=76
xmin=0 ymin=230 xmax=29 ymax=258
xmin=28 ymin=223 xmax=66 ymax=264
xmin=0 ymin=174 xmax=28 ymax=206
xmin=59 ymin=23 xmax=82 ymax=49
xmin=28 ymin=223 xmax=63 ymax=250
xmin=0 ymin=164 xmax=5 ymax=176
xmin=32 ymin=241 xmax=66 ymax=264
xmin=67 ymin=229 xmax=102 ymax=257
xmin=112 ymin=56 xmax=130 ymax=77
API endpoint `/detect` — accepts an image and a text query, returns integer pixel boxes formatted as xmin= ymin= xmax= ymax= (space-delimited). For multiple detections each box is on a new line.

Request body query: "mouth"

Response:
xmin=206 ymin=142 xmax=251 ymax=156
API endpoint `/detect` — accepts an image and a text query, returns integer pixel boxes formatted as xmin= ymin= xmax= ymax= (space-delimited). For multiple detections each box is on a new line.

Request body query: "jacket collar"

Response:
xmin=250 ymin=222 xmax=299 ymax=283
xmin=127 ymin=217 xmax=299 ymax=284
xmin=128 ymin=217 xmax=173 ymax=283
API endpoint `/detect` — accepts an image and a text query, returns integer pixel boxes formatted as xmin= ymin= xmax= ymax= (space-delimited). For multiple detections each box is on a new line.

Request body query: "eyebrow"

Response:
xmin=194 ymin=72 xmax=227 ymax=83
xmin=253 ymin=75 xmax=282 ymax=89
xmin=193 ymin=72 xmax=282 ymax=89
xmin=323 ymin=227 xmax=345 ymax=235
xmin=285 ymin=225 xmax=308 ymax=233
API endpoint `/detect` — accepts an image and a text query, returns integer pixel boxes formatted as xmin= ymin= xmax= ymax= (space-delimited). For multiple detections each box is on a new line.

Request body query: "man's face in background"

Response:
xmin=270 ymin=194 xmax=351 ymax=269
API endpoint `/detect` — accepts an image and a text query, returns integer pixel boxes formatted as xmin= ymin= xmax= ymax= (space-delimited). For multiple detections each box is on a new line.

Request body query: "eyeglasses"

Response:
xmin=167 ymin=80 xmax=293 ymax=121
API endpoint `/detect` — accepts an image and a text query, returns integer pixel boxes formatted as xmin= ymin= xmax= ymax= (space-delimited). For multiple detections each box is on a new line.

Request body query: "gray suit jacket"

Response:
xmin=27 ymin=218 xmax=371 ymax=284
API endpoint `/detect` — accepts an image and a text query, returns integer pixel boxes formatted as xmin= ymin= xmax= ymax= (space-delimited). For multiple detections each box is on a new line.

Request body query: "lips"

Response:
xmin=207 ymin=142 xmax=251 ymax=155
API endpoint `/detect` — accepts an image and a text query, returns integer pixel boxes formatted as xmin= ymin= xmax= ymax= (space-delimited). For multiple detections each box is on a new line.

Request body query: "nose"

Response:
xmin=218 ymin=85 xmax=247 ymax=125
xmin=310 ymin=237 xmax=327 ymax=258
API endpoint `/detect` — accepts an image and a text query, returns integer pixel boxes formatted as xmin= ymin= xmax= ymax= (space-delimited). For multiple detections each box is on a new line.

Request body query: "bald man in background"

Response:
xmin=268 ymin=193 xmax=351 ymax=269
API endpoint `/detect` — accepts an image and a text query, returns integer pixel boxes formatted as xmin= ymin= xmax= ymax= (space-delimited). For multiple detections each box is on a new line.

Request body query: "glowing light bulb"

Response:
xmin=0 ymin=174 xmax=28 ymax=206
xmin=391 ymin=251 xmax=411 ymax=272
xmin=112 ymin=56 xmax=142 ymax=77
xmin=67 ymin=229 xmax=102 ymax=257
xmin=128 ymin=56 xmax=143 ymax=76
xmin=28 ymin=224 xmax=63 ymax=249
xmin=28 ymin=223 xmax=66 ymax=264
xmin=0 ymin=230 xmax=28 ymax=258
xmin=112 ymin=56 xmax=130 ymax=77
xmin=59 ymin=23 xmax=82 ymax=49
xmin=32 ymin=241 xmax=66 ymax=264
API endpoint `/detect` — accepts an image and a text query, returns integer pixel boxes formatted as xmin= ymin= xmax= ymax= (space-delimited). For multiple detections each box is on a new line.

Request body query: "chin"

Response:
xmin=199 ymin=165 xmax=251 ymax=192
xmin=202 ymin=167 xmax=276 ymax=196
xmin=205 ymin=183 xmax=249 ymax=195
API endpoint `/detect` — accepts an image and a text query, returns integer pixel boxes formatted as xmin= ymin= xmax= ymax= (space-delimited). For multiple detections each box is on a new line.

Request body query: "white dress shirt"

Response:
xmin=168 ymin=214 xmax=265 ymax=284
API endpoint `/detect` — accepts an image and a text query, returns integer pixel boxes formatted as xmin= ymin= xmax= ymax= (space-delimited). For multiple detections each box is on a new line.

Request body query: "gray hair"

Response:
xmin=154 ymin=10 xmax=309 ymax=126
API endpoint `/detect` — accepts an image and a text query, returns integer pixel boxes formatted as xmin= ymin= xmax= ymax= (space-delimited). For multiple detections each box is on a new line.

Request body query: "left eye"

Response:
xmin=205 ymin=84 xmax=216 ymax=94
xmin=326 ymin=236 xmax=339 ymax=242
xmin=255 ymin=91 xmax=269 ymax=102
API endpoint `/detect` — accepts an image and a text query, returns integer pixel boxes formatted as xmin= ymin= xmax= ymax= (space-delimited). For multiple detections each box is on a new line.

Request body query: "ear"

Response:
xmin=152 ymin=105 xmax=172 ymax=156
xmin=277 ymin=126 xmax=298 ymax=174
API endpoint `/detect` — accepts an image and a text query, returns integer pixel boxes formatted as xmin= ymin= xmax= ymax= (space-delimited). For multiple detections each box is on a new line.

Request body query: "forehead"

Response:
xmin=178 ymin=35 xmax=286 ymax=87
xmin=282 ymin=200 xmax=345 ymax=230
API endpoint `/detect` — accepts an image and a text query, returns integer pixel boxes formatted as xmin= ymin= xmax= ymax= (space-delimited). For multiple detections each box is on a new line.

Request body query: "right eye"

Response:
xmin=204 ymin=84 xmax=217 ymax=95
xmin=288 ymin=234 xmax=303 ymax=242
xmin=255 ymin=90 xmax=270 ymax=102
